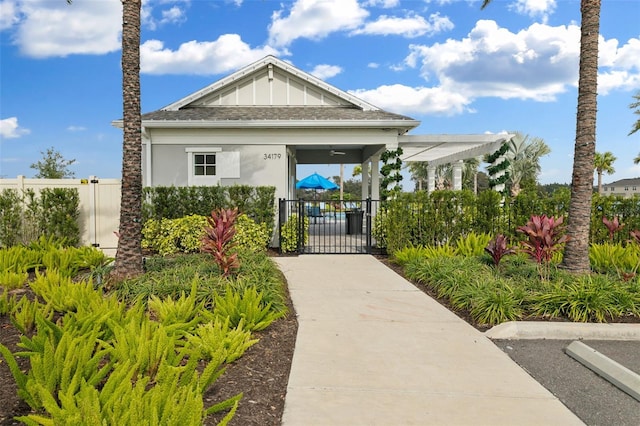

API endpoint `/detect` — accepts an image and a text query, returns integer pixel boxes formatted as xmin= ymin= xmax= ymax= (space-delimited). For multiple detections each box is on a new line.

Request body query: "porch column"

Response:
xmin=361 ymin=160 xmax=370 ymax=200
xmin=453 ymin=160 xmax=463 ymax=191
xmin=371 ymin=155 xmax=380 ymax=200
xmin=142 ymin=127 xmax=151 ymax=186
xmin=427 ymin=166 xmax=436 ymax=193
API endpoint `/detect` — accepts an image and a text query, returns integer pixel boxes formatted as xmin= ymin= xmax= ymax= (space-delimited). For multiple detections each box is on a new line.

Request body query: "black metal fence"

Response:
xmin=278 ymin=199 xmax=381 ymax=254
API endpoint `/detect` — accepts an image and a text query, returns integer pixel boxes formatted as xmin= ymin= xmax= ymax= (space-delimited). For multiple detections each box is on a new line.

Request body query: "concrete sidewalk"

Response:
xmin=274 ymin=255 xmax=584 ymax=426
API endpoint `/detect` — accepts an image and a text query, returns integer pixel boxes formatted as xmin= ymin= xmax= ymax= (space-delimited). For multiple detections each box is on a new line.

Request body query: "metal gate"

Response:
xmin=278 ymin=198 xmax=381 ymax=254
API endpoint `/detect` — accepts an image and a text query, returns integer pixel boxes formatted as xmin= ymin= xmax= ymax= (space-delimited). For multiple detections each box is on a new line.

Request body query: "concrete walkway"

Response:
xmin=274 ymin=255 xmax=584 ymax=426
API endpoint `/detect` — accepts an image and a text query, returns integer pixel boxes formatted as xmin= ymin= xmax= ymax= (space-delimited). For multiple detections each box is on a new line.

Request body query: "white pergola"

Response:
xmin=397 ymin=133 xmax=514 ymax=192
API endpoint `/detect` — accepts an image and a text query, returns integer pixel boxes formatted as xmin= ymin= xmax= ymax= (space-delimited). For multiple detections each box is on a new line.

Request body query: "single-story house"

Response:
xmin=113 ymin=55 xmax=511 ymax=201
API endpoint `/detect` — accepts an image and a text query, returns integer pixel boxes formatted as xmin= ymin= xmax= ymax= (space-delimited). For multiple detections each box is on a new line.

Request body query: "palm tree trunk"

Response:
xmin=114 ymin=0 xmax=143 ymax=278
xmin=562 ymin=0 xmax=600 ymax=273
xmin=597 ymin=171 xmax=602 ymax=194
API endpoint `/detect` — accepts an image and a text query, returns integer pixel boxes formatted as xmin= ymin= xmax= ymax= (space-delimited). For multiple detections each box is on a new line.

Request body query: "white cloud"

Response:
xmin=405 ymin=20 xmax=582 ymax=102
xmin=351 ymin=12 xmax=453 ymax=38
xmin=0 ymin=0 xmax=19 ymax=31
xmin=141 ymin=34 xmax=280 ymax=75
xmin=268 ymin=0 xmax=368 ymax=47
xmin=368 ymin=62 xmax=380 ymax=69
xmin=510 ymin=0 xmax=556 ymax=23
xmin=362 ymin=19 xmax=640 ymax=117
xmin=350 ymin=84 xmax=471 ymax=116
xmin=67 ymin=126 xmax=86 ymax=132
xmin=309 ymin=64 xmax=342 ymax=80
xmin=143 ymin=1 xmax=188 ymax=31
xmin=0 ymin=117 xmax=30 ymax=139
xmin=596 ymin=36 xmax=640 ymax=93
xmin=362 ymin=0 xmax=400 ymax=8
xmin=13 ymin=0 xmax=121 ymax=58
xmin=4 ymin=0 xmax=194 ymax=57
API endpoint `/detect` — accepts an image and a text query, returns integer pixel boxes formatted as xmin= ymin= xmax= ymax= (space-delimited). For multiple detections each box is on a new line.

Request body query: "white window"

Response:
xmin=186 ymin=147 xmax=240 ymax=186
xmin=625 ymin=186 xmax=629 ymax=191
xmin=195 ymin=153 xmax=217 ymax=176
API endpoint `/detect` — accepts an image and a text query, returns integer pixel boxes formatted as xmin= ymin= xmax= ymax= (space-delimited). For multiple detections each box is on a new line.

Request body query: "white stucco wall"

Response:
xmin=143 ymin=127 xmax=400 ymax=202
xmin=145 ymin=141 xmax=288 ymax=202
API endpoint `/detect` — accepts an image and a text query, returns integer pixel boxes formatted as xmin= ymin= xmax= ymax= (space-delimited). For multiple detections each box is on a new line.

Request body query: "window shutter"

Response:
xmin=217 ymin=151 xmax=240 ymax=178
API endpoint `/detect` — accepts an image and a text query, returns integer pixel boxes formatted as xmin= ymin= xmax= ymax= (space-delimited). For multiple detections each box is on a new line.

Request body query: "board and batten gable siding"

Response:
xmin=190 ymin=66 xmax=349 ymax=107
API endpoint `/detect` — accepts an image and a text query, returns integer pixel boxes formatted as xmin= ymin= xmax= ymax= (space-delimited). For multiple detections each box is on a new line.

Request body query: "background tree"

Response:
xmin=407 ymin=162 xmax=429 ymax=191
xmin=629 ymin=90 xmax=640 ymax=135
xmin=594 ymin=151 xmax=616 ymax=194
xmin=505 ymin=132 xmax=551 ymax=197
xmin=482 ymin=0 xmax=601 ymax=273
xmin=30 ymin=147 xmax=76 ymax=178
xmin=634 ymin=154 xmax=640 ymax=164
xmin=462 ymin=157 xmax=481 ymax=193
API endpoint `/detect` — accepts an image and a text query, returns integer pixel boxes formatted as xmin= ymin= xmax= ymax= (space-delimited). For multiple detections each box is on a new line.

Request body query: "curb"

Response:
xmin=485 ymin=321 xmax=640 ymax=341
xmin=565 ymin=341 xmax=640 ymax=402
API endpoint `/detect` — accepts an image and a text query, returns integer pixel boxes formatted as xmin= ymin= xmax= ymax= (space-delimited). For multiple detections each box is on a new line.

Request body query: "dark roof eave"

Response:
xmin=112 ymin=119 xmax=420 ymax=131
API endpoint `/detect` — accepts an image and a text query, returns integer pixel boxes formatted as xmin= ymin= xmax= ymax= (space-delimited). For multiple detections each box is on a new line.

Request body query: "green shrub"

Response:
xmin=234 ymin=214 xmax=271 ymax=251
xmin=142 ymin=215 xmax=208 ymax=255
xmin=0 ymin=271 xmax=29 ymax=290
xmin=187 ymin=317 xmax=258 ymax=364
xmin=29 ymin=269 xmax=103 ymax=313
xmin=590 ymin=242 xmax=640 ymax=275
xmin=142 ymin=185 xmax=276 ymax=235
xmin=0 ymin=189 xmax=23 ymax=247
xmin=391 ymin=245 xmax=430 ymax=266
xmin=280 ymin=214 xmax=308 ymax=253
xmin=38 ymin=188 xmax=81 ymax=246
xmin=469 ymin=282 xmax=524 ymax=326
xmin=213 ymin=285 xmax=285 ymax=331
xmin=454 ymin=232 xmax=492 ymax=257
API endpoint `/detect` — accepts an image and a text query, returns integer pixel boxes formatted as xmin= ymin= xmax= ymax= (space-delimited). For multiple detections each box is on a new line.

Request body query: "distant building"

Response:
xmin=602 ymin=178 xmax=640 ymax=198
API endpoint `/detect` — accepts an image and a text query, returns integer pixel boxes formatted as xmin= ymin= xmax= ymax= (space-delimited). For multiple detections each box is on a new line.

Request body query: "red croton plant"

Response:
xmin=602 ymin=216 xmax=624 ymax=241
xmin=201 ymin=208 xmax=240 ymax=277
xmin=517 ymin=215 xmax=570 ymax=265
xmin=484 ymin=234 xmax=516 ymax=267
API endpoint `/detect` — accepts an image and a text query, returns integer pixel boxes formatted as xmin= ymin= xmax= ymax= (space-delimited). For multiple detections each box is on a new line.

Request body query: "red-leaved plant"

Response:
xmin=602 ymin=216 xmax=624 ymax=241
xmin=517 ymin=215 xmax=569 ymax=279
xmin=202 ymin=208 xmax=240 ymax=277
xmin=630 ymin=229 xmax=640 ymax=245
xmin=484 ymin=234 xmax=516 ymax=267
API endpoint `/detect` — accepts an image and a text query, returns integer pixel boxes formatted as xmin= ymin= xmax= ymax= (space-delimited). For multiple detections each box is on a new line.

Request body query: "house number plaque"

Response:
xmin=263 ymin=153 xmax=282 ymax=160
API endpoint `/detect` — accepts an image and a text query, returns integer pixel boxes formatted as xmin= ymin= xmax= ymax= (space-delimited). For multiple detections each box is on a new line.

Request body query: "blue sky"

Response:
xmin=1 ymin=0 xmax=639 ymax=190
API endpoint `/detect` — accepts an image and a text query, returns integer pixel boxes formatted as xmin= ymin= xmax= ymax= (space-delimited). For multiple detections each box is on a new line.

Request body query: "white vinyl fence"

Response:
xmin=0 ymin=176 xmax=121 ymax=255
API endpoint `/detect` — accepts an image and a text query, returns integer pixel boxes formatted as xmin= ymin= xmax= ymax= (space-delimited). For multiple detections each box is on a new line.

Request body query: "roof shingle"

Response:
xmin=141 ymin=106 xmax=416 ymax=122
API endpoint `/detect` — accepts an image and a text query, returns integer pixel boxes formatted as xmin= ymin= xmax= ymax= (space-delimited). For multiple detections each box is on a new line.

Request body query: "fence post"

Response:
xmin=366 ymin=198 xmax=372 ymax=253
xmin=88 ymin=176 xmax=98 ymax=247
xmin=297 ymin=199 xmax=304 ymax=254
xmin=278 ymin=198 xmax=285 ymax=254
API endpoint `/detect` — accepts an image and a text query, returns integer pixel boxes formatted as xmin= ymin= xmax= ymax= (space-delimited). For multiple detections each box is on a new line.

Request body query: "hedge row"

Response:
xmin=0 ymin=188 xmax=80 ymax=247
xmin=373 ymin=189 xmax=640 ymax=253
xmin=142 ymin=185 xmax=276 ymax=228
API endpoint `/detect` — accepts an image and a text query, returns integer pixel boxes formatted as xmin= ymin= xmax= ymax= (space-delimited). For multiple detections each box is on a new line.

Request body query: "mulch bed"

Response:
xmin=2 ymin=253 xmax=638 ymax=424
xmin=0 ymin=285 xmax=298 ymax=426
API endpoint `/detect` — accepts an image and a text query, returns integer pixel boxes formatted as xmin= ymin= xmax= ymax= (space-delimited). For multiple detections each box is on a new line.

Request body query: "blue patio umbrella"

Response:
xmin=295 ymin=173 xmax=339 ymax=190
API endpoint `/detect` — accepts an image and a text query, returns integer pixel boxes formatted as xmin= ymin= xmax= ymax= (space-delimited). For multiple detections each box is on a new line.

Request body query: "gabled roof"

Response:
xmin=131 ymin=55 xmax=419 ymax=132
xmin=140 ymin=106 xmax=417 ymax=129
xmin=162 ymin=55 xmax=380 ymax=111
xmin=604 ymin=177 xmax=640 ymax=186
